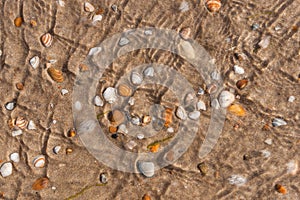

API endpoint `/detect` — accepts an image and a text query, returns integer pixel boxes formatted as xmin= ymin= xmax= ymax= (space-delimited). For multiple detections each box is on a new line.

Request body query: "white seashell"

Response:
xmin=103 ymin=87 xmax=117 ymax=104
xmin=179 ymin=1 xmax=189 ymax=12
xmin=57 ymin=0 xmax=65 ymax=7
xmin=119 ymin=37 xmax=130 ymax=46
xmin=211 ymin=71 xmax=220 ymax=80
xmin=196 ymin=100 xmax=206 ymax=111
xmin=286 ymin=160 xmax=298 ymax=175
xmin=92 ymin=14 xmax=103 ymax=23
xmin=52 ymin=120 xmax=57 ymax=124
xmin=197 ymin=87 xmax=205 ymax=95
xmin=272 ymin=118 xmax=287 ymax=127
xmin=53 ymin=146 xmax=61 ymax=154
xmin=12 ymin=129 xmax=23 ymax=137
xmin=75 ymin=101 xmax=82 ymax=110
xmin=274 ymin=25 xmax=281 ymax=31
xmin=228 ymin=175 xmax=247 ymax=186
xmin=131 ymin=72 xmax=143 ymax=85
xmin=219 ymin=91 xmax=235 ymax=108
xmin=176 ymin=106 xmax=187 ymax=120
xmin=288 ymin=96 xmax=295 ymax=102
xmin=125 ymin=140 xmax=137 ymax=150
xmin=30 ymin=56 xmax=40 ymax=69
xmin=33 ymin=155 xmax=46 ymax=168
xmin=111 ymin=4 xmax=118 ymax=12
xmin=137 ymin=133 xmax=144 ymax=140
xmin=167 ymin=127 xmax=174 ymax=133
xmin=118 ymin=124 xmax=128 ymax=134
xmin=10 ymin=152 xmax=20 ymax=163
xmin=100 ymin=173 xmax=107 ymax=183
xmin=0 ymin=162 xmax=13 ymax=177
xmin=61 ymin=89 xmax=68 ymax=95
xmin=143 ymin=67 xmax=154 ymax=77
xmin=233 ymin=65 xmax=245 ymax=75
xmin=138 ymin=161 xmax=155 ymax=178
xmin=131 ymin=117 xmax=140 ymax=125
xmin=211 ymin=99 xmax=220 ymax=109
xmin=94 ymin=95 xmax=103 ymax=106
xmin=144 ymin=29 xmax=153 ymax=35
xmin=84 ymin=2 xmax=95 ymax=12
xmin=258 ymin=35 xmax=271 ymax=49
xmin=5 ymin=102 xmax=15 ymax=111
xmin=88 ymin=47 xmax=102 ymax=56
xmin=188 ymin=111 xmax=200 ymax=120
xmin=260 ymin=150 xmax=271 ymax=158
xmin=264 ymin=138 xmax=272 ymax=145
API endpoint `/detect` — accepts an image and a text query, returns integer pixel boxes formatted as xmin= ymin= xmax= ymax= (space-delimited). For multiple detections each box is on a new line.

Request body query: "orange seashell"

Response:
xmin=32 ymin=177 xmax=49 ymax=191
xmin=118 ymin=84 xmax=132 ymax=97
xmin=14 ymin=17 xmax=23 ymax=27
xmin=30 ymin=19 xmax=37 ymax=27
xmin=47 ymin=67 xmax=64 ymax=83
xmin=228 ymin=104 xmax=246 ymax=117
xmin=236 ymin=79 xmax=248 ymax=90
xmin=15 ymin=117 xmax=28 ymax=129
xmin=41 ymin=33 xmax=53 ymax=47
xmin=205 ymin=0 xmax=221 ymax=13
xmin=109 ymin=126 xmax=117 ymax=133
xmin=16 ymin=82 xmax=24 ymax=90
xmin=66 ymin=148 xmax=73 ymax=154
xmin=275 ymin=184 xmax=287 ymax=194
xmin=149 ymin=143 xmax=160 ymax=153
xmin=262 ymin=124 xmax=270 ymax=131
xmin=164 ymin=108 xmax=173 ymax=127
xmin=67 ymin=128 xmax=76 ymax=137
xmin=95 ymin=8 xmax=105 ymax=15
xmin=142 ymin=194 xmax=151 ymax=200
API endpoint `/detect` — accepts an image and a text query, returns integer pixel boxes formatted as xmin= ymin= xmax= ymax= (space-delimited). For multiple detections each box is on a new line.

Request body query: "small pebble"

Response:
xmin=111 ymin=133 xmax=118 ymax=139
xmin=286 ymin=160 xmax=298 ymax=175
xmin=61 ymin=89 xmax=68 ymax=96
xmin=12 ymin=129 xmax=23 ymax=137
xmin=100 ymin=173 xmax=108 ymax=183
xmin=0 ymin=162 xmax=13 ymax=178
xmin=272 ymin=118 xmax=287 ymax=127
xmin=258 ymin=35 xmax=271 ymax=49
xmin=196 ymin=100 xmax=206 ymax=111
xmin=138 ymin=161 xmax=155 ymax=178
xmin=233 ymin=65 xmax=245 ymax=74
xmin=109 ymin=126 xmax=117 ymax=133
xmin=0 ymin=49 xmax=2 ymax=56
xmin=52 ymin=120 xmax=57 ymax=124
xmin=14 ymin=17 xmax=23 ymax=27
xmin=27 ymin=120 xmax=37 ymax=130
xmin=94 ymin=95 xmax=104 ymax=106
xmin=264 ymin=138 xmax=272 ymax=145
xmin=5 ymin=102 xmax=15 ymax=111
xmin=53 ymin=146 xmax=61 ymax=154
xmin=10 ymin=152 xmax=20 ymax=163
xmin=274 ymin=25 xmax=281 ymax=31
xmin=88 ymin=47 xmax=102 ymax=56
xmin=288 ymin=96 xmax=295 ymax=102
xmin=260 ymin=150 xmax=271 ymax=158
xmin=228 ymin=174 xmax=247 ymax=186
xmin=66 ymin=148 xmax=73 ymax=154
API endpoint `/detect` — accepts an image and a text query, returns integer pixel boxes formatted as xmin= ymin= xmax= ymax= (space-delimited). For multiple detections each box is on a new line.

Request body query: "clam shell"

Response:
xmin=32 ymin=177 xmax=49 ymax=191
xmin=218 ymin=91 xmax=235 ymax=108
xmin=53 ymin=146 xmax=61 ymax=154
xmin=179 ymin=27 xmax=191 ymax=40
xmin=118 ymin=84 xmax=132 ymax=97
xmin=33 ymin=155 xmax=46 ymax=168
xmin=103 ymin=87 xmax=117 ymax=104
xmin=138 ymin=161 xmax=155 ymax=178
xmin=0 ymin=162 xmax=13 ymax=177
xmin=92 ymin=14 xmax=103 ymax=23
xmin=30 ymin=56 xmax=40 ymax=69
xmin=47 ymin=67 xmax=64 ymax=83
xmin=188 ymin=111 xmax=200 ymax=120
xmin=205 ymin=0 xmax=221 ymax=13
xmin=176 ymin=106 xmax=187 ymax=120
xmin=143 ymin=67 xmax=154 ymax=77
xmin=94 ymin=95 xmax=104 ymax=106
xmin=15 ymin=117 xmax=28 ymax=129
xmin=10 ymin=152 xmax=20 ymax=163
xmin=137 ymin=133 xmax=144 ymax=140
xmin=228 ymin=104 xmax=246 ymax=116
xmin=41 ymin=33 xmax=53 ymax=47
xmin=84 ymin=2 xmax=95 ymax=12
xmin=131 ymin=72 xmax=143 ymax=85
xmin=118 ymin=124 xmax=128 ymax=134
xmin=236 ymin=79 xmax=248 ymax=90
xmin=5 ymin=102 xmax=15 ymax=111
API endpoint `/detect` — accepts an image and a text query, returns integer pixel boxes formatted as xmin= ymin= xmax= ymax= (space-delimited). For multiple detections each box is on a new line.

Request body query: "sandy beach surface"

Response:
xmin=0 ymin=0 xmax=299 ymax=199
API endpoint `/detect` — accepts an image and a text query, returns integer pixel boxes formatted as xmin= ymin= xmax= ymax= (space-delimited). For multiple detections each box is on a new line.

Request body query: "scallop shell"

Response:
xmin=84 ymin=2 xmax=95 ymax=12
xmin=0 ymin=162 xmax=13 ymax=178
xmin=41 ymin=33 xmax=53 ymax=47
xmin=131 ymin=72 xmax=143 ymax=85
xmin=29 ymin=56 xmax=39 ymax=69
xmin=118 ymin=84 xmax=132 ymax=97
xmin=179 ymin=27 xmax=191 ymax=40
xmin=103 ymin=87 xmax=117 ymax=103
xmin=176 ymin=106 xmax=187 ymax=120
xmin=32 ymin=177 xmax=49 ymax=191
xmin=15 ymin=117 xmax=28 ymax=129
xmin=33 ymin=155 xmax=46 ymax=168
xmin=205 ymin=0 xmax=221 ymax=13
xmin=47 ymin=67 xmax=64 ymax=83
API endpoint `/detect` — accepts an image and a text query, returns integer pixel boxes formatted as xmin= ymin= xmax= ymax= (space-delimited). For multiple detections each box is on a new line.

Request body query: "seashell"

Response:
xmin=109 ymin=126 xmax=117 ymax=133
xmin=118 ymin=84 xmax=132 ymax=97
xmin=110 ymin=110 xmax=125 ymax=125
xmin=33 ymin=155 xmax=45 ymax=168
xmin=30 ymin=56 xmax=39 ymax=69
xmin=260 ymin=149 xmax=271 ymax=158
xmin=138 ymin=161 xmax=155 ymax=178
xmin=179 ymin=1 xmax=189 ymax=12
xmin=53 ymin=146 xmax=61 ymax=154
xmin=142 ymin=115 xmax=152 ymax=125
xmin=16 ymin=82 xmax=24 ymax=90
xmin=131 ymin=72 xmax=143 ymax=85
xmin=211 ymin=99 xmax=220 ymax=109
xmin=233 ymin=65 xmax=244 ymax=74
xmin=286 ymin=160 xmax=298 ymax=175
xmin=142 ymin=194 xmax=151 ymax=200
xmin=218 ymin=90 xmax=235 ymax=108
xmin=15 ymin=117 xmax=28 ymax=129
xmin=143 ymin=67 xmax=154 ymax=77
xmin=175 ymin=106 xmax=187 ymax=120
xmin=95 ymin=8 xmax=105 ymax=15
xmin=88 ymin=47 xmax=102 ymax=56
xmin=61 ymin=89 xmax=68 ymax=95
xmin=272 ymin=118 xmax=287 ymax=127
xmin=179 ymin=27 xmax=191 ymax=40
xmin=211 ymin=71 xmax=220 ymax=80
xmin=12 ymin=129 xmax=23 ymax=137
xmin=236 ymin=79 xmax=248 ymax=90
xmin=103 ymin=87 xmax=117 ymax=103
xmin=131 ymin=117 xmax=140 ymax=125
xmin=41 ymin=33 xmax=53 ymax=47
xmin=137 ymin=133 xmax=144 ymax=140
xmin=196 ymin=100 xmax=206 ymax=111
xmin=5 ymin=102 xmax=15 ymax=111
xmin=188 ymin=111 xmax=200 ymax=120
xmin=125 ymin=140 xmax=137 ymax=150
xmin=164 ymin=108 xmax=173 ymax=127
xmin=30 ymin=19 xmax=37 ymax=27
xmin=84 ymin=2 xmax=95 ymax=12
xmin=197 ymin=162 xmax=209 ymax=176
xmin=228 ymin=174 xmax=247 ymax=186
xmin=118 ymin=37 xmax=129 ymax=46
xmin=10 ymin=152 xmax=20 ymax=163
xmin=275 ymin=184 xmax=287 ymax=194
xmin=288 ymin=96 xmax=295 ymax=102
xmin=67 ymin=128 xmax=76 ymax=137
xmin=184 ymin=93 xmax=194 ymax=104
xmin=228 ymin=104 xmax=246 ymax=117
xmin=118 ymin=124 xmax=128 ymax=134
xmin=100 ymin=173 xmax=108 ymax=184
xmin=167 ymin=127 xmax=174 ymax=133
xmin=198 ymin=87 xmax=205 ymax=95
xmin=92 ymin=14 xmax=103 ymax=23
xmin=206 ymin=84 xmax=217 ymax=94
xmin=66 ymin=148 xmax=73 ymax=154
xmin=57 ymin=0 xmax=65 ymax=7
xmin=8 ymin=118 xmax=15 ymax=129
xmin=258 ymin=35 xmax=271 ymax=49
xmin=251 ymin=23 xmax=260 ymax=31
xmin=47 ymin=67 xmax=64 ymax=83
xmin=0 ymin=162 xmax=13 ymax=178
xmin=128 ymin=97 xmax=135 ymax=105
xmin=14 ymin=17 xmax=23 ymax=27
xmin=264 ymin=138 xmax=272 ymax=145
xmin=94 ymin=95 xmax=104 ymax=106
xmin=111 ymin=5 xmax=118 ymax=12
xmin=205 ymin=0 xmax=221 ymax=13
xmin=149 ymin=143 xmax=160 ymax=153
xmin=32 ymin=177 xmax=49 ymax=191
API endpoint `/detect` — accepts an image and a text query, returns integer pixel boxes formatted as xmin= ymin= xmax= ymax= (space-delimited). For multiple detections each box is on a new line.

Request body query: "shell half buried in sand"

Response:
xmin=47 ymin=67 xmax=64 ymax=83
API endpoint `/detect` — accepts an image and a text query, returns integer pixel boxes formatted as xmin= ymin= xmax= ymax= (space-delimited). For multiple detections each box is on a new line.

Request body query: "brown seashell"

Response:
xmin=164 ymin=108 xmax=173 ymax=127
xmin=110 ymin=110 xmax=125 ymax=126
xmin=179 ymin=27 xmax=191 ymax=40
xmin=15 ymin=117 xmax=28 ymax=129
xmin=142 ymin=194 xmax=151 ymax=200
xmin=227 ymin=104 xmax=246 ymax=117
xmin=205 ymin=0 xmax=221 ymax=13
xmin=66 ymin=148 xmax=73 ymax=154
xmin=236 ymin=79 xmax=248 ymax=90
xmin=118 ymin=84 xmax=132 ymax=97
xmin=275 ymin=184 xmax=287 ymax=194
xmin=142 ymin=115 xmax=151 ymax=125
xmin=32 ymin=177 xmax=49 ymax=191
xmin=47 ymin=67 xmax=64 ymax=83
xmin=41 ymin=33 xmax=53 ymax=47
xmin=30 ymin=19 xmax=37 ymax=27
xmin=197 ymin=162 xmax=209 ymax=175
xmin=67 ymin=128 xmax=76 ymax=137
xmin=14 ymin=17 xmax=23 ymax=27
xmin=262 ymin=124 xmax=270 ymax=131
xmin=33 ymin=155 xmax=46 ymax=168
xmin=109 ymin=126 xmax=117 ymax=133
xmin=16 ymin=82 xmax=24 ymax=90
xmin=95 ymin=8 xmax=105 ymax=15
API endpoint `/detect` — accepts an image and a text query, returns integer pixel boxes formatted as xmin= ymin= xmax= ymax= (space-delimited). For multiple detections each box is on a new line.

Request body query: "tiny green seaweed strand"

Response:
xmin=147 ymin=135 xmax=173 ymax=149
xmin=65 ymin=183 xmax=106 ymax=200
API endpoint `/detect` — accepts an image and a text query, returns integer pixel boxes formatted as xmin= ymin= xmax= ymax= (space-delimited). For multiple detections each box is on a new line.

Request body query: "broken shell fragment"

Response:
xmin=272 ymin=118 xmax=287 ymax=127
xmin=131 ymin=72 xmax=143 ymax=85
xmin=32 ymin=177 xmax=49 ymax=191
xmin=84 ymin=2 xmax=95 ymax=12
xmin=176 ymin=106 xmax=187 ymax=120
xmin=61 ymin=89 xmax=68 ymax=95
xmin=228 ymin=104 xmax=246 ymax=117
xmin=0 ymin=162 xmax=13 ymax=178
xmin=41 ymin=33 xmax=53 ymax=47
xmin=179 ymin=27 xmax=191 ymax=40
xmin=33 ymin=155 xmax=45 ymax=168
xmin=47 ymin=67 xmax=64 ymax=83
xmin=205 ymin=0 xmax=221 ymax=13
xmin=236 ymin=79 xmax=248 ymax=90
xmin=92 ymin=14 xmax=103 ymax=23
xmin=258 ymin=35 xmax=271 ymax=49
xmin=94 ymin=95 xmax=104 ymax=106
xmin=118 ymin=84 xmax=132 ymax=97
xmin=27 ymin=120 xmax=37 ymax=130
xmin=103 ymin=87 xmax=117 ymax=104
xmin=12 ymin=129 xmax=23 ymax=137
xmin=30 ymin=56 xmax=40 ymax=69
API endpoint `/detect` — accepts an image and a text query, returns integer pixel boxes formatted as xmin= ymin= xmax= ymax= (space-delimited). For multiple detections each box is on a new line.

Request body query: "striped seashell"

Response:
xmin=205 ymin=0 xmax=221 ymax=13
xmin=47 ymin=67 xmax=64 ymax=83
xmin=29 ymin=56 xmax=39 ymax=69
xmin=15 ymin=117 xmax=28 ymax=129
xmin=33 ymin=155 xmax=46 ymax=168
xmin=41 ymin=33 xmax=53 ymax=47
xmin=118 ymin=84 xmax=132 ymax=97
xmin=32 ymin=177 xmax=49 ymax=191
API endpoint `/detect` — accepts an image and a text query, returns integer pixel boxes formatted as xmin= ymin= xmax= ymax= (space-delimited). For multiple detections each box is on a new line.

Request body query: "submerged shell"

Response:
xmin=30 ymin=56 xmax=40 ymax=69
xmin=47 ymin=67 xmax=64 ymax=83
xmin=41 ymin=33 xmax=53 ymax=47
xmin=143 ymin=67 xmax=154 ymax=77
xmin=219 ymin=91 xmax=235 ymax=108
xmin=228 ymin=104 xmax=246 ymax=116
xmin=15 ymin=117 xmax=28 ymax=129
xmin=0 ymin=162 xmax=13 ymax=178
xmin=176 ymin=106 xmax=187 ymax=120
xmin=118 ymin=124 xmax=128 ymax=134
xmin=188 ymin=111 xmax=200 ymax=120
xmin=131 ymin=72 xmax=143 ymax=85
xmin=138 ymin=161 xmax=155 ymax=178
xmin=84 ymin=2 xmax=95 ymax=12
xmin=103 ymin=87 xmax=117 ymax=103
xmin=94 ymin=95 xmax=104 ymax=106
xmin=10 ymin=152 xmax=20 ymax=163
xmin=111 ymin=110 xmax=125 ymax=125
xmin=32 ymin=177 xmax=49 ymax=191
xmin=164 ymin=108 xmax=173 ymax=127
xmin=179 ymin=27 xmax=191 ymax=40
xmin=206 ymin=0 xmax=221 ymax=13
xmin=118 ymin=84 xmax=132 ymax=97
xmin=33 ymin=155 xmax=46 ymax=168
xmin=118 ymin=37 xmax=130 ymax=46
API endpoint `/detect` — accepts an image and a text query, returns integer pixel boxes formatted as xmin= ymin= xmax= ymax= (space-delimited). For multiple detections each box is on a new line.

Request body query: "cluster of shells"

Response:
xmin=84 ymin=2 xmax=104 ymax=24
